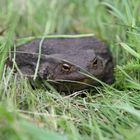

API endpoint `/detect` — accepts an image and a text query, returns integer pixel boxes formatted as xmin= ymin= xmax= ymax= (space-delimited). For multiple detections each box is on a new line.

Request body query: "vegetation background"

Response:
xmin=0 ymin=0 xmax=140 ymax=140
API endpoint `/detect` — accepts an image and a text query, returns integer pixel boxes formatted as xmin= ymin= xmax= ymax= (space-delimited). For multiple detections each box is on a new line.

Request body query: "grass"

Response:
xmin=0 ymin=0 xmax=140 ymax=140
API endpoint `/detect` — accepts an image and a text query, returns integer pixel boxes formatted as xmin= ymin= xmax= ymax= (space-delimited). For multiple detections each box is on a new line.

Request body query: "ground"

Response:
xmin=0 ymin=0 xmax=140 ymax=140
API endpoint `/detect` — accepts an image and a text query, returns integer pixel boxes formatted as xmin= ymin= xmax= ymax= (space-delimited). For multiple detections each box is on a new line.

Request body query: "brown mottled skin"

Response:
xmin=8 ymin=36 xmax=114 ymax=92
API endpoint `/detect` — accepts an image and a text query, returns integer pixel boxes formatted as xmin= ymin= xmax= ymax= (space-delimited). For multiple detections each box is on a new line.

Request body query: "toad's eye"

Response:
xmin=61 ymin=63 xmax=72 ymax=72
xmin=92 ymin=57 xmax=98 ymax=68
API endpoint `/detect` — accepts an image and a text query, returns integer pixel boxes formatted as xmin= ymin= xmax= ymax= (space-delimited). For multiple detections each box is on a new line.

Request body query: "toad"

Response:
xmin=8 ymin=36 xmax=115 ymax=92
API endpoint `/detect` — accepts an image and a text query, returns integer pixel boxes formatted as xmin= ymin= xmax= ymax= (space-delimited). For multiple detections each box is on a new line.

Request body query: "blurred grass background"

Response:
xmin=0 ymin=0 xmax=140 ymax=140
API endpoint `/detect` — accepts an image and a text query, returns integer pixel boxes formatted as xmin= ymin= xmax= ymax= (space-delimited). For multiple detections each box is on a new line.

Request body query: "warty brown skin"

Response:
xmin=8 ymin=36 xmax=115 ymax=92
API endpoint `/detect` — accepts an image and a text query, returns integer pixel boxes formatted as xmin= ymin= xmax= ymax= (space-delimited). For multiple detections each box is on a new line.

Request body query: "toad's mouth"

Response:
xmin=42 ymin=78 xmax=99 ymax=92
xmin=54 ymin=78 xmax=93 ymax=83
xmin=48 ymin=71 xmax=101 ymax=85
xmin=46 ymin=77 xmax=98 ymax=88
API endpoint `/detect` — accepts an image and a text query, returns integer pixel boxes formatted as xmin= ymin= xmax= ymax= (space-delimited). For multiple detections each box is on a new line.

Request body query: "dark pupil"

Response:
xmin=93 ymin=58 xmax=98 ymax=65
xmin=62 ymin=64 xmax=71 ymax=71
